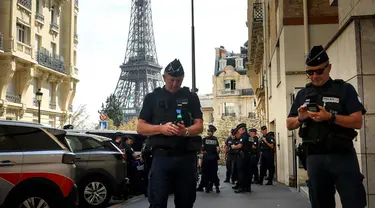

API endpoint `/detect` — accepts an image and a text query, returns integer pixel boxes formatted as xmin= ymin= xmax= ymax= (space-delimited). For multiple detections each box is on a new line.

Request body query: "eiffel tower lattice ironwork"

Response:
xmin=114 ymin=0 xmax=163 ymax=122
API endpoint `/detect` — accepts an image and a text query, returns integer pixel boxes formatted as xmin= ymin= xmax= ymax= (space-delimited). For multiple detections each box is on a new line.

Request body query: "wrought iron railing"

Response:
xmin=241 ymin=88 xmax=254 ymax=96
xmin=6 ymin=92 xmax=21 ymax=103
xmin=218 ymin=89 xmax=240 ymax=96
xmin=248 ymin=112 xmax=257 ymax=119
xmin=222 ymin=113 xmax=236 ymax=117
xmin=18 ymin=0 xmax=31 ymax=10
xmin=36 ymin=47 xmax=66 ymax=73
xmin=0 ymin=32 xmax=3 ymax=51
xmin=253 ymin=3 xmax=263 ymax=23
xmin=35 ymin=13 xmax=44 ymax=22
xmin=50 ymin=22 xmax=59 ymax=31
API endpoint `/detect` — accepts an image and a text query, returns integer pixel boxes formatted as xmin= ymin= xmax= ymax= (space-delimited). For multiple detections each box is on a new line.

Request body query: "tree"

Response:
xmin=99 ymin=94 xmax=124 ymax=127
xmin=69 ymin=104 xmax=96 ymax=129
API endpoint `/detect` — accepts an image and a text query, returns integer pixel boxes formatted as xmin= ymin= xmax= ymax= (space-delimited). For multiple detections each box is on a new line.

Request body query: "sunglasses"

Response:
xmin=306 ymin=64 xmax=328 ymax=76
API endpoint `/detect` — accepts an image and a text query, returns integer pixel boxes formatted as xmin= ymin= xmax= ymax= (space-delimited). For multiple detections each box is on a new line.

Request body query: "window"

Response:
xmin=66 ymin=135 xmax=105 ymax=152
xmin=0 ymin=126 xmax=21 ymax=152
xmin=219 ymin=59 xmax=227 ymax=70
xmin=224 ymin=80 xmax=236 ymax=90
xmin=49 ymin=116 xmax=55 ymax=128
xmin=236 ymin=58 xmax=243 ymax=69
xmin=2 ymin=126 xmax=62 ymax=151
xmin=17 ymin=23 xmax=26 ymax=43
xmin=36 ymin=0 xmax=42 ymax=14
xmin=223 ymin=103 xmax=235 ymax=115
xmin=51 ymin=6 xmax=56 ymax=24
xmin=50 ymin=42 xmax=56 ymax=57
xmin=35 ymin=35 xmax=41 ymax=53
xmin=48 ymin=83 xmax=53 ymax=103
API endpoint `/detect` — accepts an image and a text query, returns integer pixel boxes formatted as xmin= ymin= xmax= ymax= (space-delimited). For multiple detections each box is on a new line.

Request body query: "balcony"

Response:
xmin=248 ymin=2 xmax=264 ymax=74
xmin=36 ymin=47 xmax=66 ymax=74
xmin=217 ymin=89 xmax=240 ymax=97
xmin=50 ymin=22 xmax=59 ymax=34
xmin=18 ymin=0 xmax=31 ymax=10
xmin=17 ymin=41 xmax=32 ymax=55
xmin=6 ymin=92 xmax=21 ymax=103
xmin=222 ymin=113 xmax=236 ymax=117
xmin=241 ymin=88 xmax=254 ymax=96
xmin=35 ymin=13 xmax=45 ymax=23
xmin=0 ymin=32 xmax=3 ymax=52
xmin=49 ymin=102 xmax=56 ymax=110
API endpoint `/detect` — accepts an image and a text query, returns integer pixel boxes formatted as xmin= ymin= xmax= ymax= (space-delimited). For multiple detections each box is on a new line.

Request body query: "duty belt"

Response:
xmin=153 ymin=148 xmax=195 ymax=157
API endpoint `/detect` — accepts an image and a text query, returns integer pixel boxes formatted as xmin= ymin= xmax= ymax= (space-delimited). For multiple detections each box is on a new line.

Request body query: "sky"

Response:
xmin=74 ymin=0 xmax=248 ymax=124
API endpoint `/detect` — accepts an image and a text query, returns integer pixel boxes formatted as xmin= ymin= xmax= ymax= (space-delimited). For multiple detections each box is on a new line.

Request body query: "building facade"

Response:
xmin=247 ymin=0 xmax=375 ymax=206
xmin=0 ymin=0 xmax=79 ymax=128
xmin=198 ymin=93 xmax=214 ymax=125
xmin=213 ymin=46 xmax=256 ymax=123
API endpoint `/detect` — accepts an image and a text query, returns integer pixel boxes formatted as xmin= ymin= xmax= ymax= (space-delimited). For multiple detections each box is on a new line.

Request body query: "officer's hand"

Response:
xmin=161 ymin=122 xmax=179 ymax=136
xmin=262 ymin=137 xmax=267 ymax=142
xmin=175 ymin=122 xmax=187 ymax=136
xmin=307 ymin=105 xmax=331 ymax=122
xmin=297 ymin=104 xmax=309 ymax=121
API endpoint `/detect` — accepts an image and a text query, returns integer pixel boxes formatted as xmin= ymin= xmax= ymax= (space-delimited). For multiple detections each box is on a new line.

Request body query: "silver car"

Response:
xmin=0 ymin=121 xmax=78 ymax=208
xmin=59 ymin=132 xmax=127 ymax=208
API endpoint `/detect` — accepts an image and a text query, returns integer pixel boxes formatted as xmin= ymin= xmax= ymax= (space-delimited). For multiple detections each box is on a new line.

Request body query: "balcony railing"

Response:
xmin=50 ymin=22 xmax=59 ymax=31
xmin=6 ymin=92 xmax=21 ymax=103
xmin=18 ymin=0 xmax=31 ymax=10
xmin=222 ymin=113 xmax=236 ymax=117
xmin=248 ymin=112 xmax=257 ymax=119
xmin=50 ymin=102 xmax=56 ymax=110
xmin=36 ymin=47 xmax=66 ymax=73
xmin=35 ymin=13 xmax=45 ymax=22
xmin=218 ymin=89 xmax=240 ymax=96
xmin=241 ymin=88 xmax=254 ymax=96
xmin=253 ymin=3 xmax=263 ymax=23
xmin=0 ymin=32 xmax=3 ymax=51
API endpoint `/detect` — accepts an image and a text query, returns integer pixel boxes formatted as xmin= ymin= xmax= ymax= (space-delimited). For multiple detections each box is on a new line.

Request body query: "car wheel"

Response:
xmin=9 ymin=189 xmax=57 ymax=208
xmin=79 ymin=177 xmax=112 ymax=208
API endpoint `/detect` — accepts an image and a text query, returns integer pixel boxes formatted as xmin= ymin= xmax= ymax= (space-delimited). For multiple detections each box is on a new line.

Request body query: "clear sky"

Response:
xmin=74 ymin=0 xmax=248 ymax=124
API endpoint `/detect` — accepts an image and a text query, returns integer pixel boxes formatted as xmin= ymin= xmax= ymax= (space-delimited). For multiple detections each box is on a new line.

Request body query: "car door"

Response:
xmin=0 ymin=125 xmax=23 ymax=205
xmin=65 ymin=135 xmax=89 ymax=181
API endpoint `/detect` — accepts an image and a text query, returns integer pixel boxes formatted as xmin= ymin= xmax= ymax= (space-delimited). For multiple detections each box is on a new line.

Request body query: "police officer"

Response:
xmin=113 ymin=132 xmax=125 ymax=151
xmin=141 ymin=138 xmax=152 ymax=197
xmin=200 ymin=125 xmax=220 ymax=193
xmin=137 ymin=59 xmax=204 ymax=208
xmin=258 ymin=126 xmax=275 ymax=185
xmin=223 ymin=129 xmax=236 ymax=183
xmin=286 ymin=45 xmax=367 ymax=208
xmin=249 ymin=128 xmax=260 ymax=183
xmin=124 ymin=136 xmax=142 ymax=195
xmin=231 ymin=123 xmax=252 ymax=193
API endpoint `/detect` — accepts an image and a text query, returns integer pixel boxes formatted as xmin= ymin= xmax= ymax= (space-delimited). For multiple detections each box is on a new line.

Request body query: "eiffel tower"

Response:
xmin=114 ymin=0 xmax=163 ymax=122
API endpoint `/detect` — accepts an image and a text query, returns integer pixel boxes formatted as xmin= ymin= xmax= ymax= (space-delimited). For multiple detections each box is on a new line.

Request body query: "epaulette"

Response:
xmin=153 ymin=87 xmax=162 ymax=93
xmin=305 ymin=82 xmax=313 ymax=88
xmin=181 ymin=86 xmax=191 ymax=93
xmin=333 ymin=79 xmax=345 ymax=84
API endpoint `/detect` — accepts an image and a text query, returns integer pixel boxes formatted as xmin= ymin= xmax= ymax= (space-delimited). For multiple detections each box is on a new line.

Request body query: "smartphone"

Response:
xmin=307 ymin=103 xmax=320 ymax=112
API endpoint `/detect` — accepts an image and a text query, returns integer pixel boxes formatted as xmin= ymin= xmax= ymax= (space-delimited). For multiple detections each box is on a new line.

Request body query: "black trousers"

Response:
xmin=306 ymin=150 xmax=366 ymax=208
xmin=250 ymin=154 xmax=259 ymax=181
xmin=237 ymin=154 xmax=252 ymax=189
xmin=259 ymin=151 xmax=275 ymax=183
xmin=201 ymin=156 xmax=219 ymax=188
xmin=226 ymin=154 xmax=238 ymax=182
xmin=148 ymin=153 xmax=197 ymax=208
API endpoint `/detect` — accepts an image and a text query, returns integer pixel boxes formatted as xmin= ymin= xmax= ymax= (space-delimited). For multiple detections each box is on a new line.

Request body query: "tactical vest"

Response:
xmin=298 ymin=79 xmax=357 ymax=151
xmin=240 ymin=133 xmax=253 ymax=153
xmin=260 ymin=133 xmax=274 ymax=152
xmin=149 ymin=87 xmax=201 ymax=152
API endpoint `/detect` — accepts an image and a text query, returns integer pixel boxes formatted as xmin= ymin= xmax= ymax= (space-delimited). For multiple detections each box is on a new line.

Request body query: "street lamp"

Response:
xmin=36 ymin=89 xmax=43 ymax=124
xmin=191 ymin=0 xmax=197 ymax=93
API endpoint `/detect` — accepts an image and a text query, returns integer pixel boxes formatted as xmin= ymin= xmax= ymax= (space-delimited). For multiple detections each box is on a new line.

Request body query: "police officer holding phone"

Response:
xmin=137 ymin=59 xmax=204 ymax=208
xmin=287 ymin=46 xmax=367 ymax=208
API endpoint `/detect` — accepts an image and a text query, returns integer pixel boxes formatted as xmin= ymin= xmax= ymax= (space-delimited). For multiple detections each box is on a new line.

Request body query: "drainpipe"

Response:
xmin=303 ymin=0 xmax=309 ymax=55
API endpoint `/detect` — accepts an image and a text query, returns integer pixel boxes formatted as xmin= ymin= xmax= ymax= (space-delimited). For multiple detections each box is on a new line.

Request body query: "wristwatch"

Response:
xmin=329 ymin=112 xmax=336 ymax=124
xmin=297 ymin=116 xmax=305 ymax=123
xmin=185 ymin=128 xmax=189 ymax=136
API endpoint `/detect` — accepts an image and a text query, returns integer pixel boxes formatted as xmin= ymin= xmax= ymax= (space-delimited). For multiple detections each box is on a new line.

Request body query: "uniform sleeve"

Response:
xmin=190 ymin=93 xmax=203 ymax=120
xmin=267 ymin=135 xmax=275 ymax=144
xmin=138 ymin=93 xmax=154 ymax=122
xmin=288 ymin=89 xmax=305 ymax=118
xmin=215 ymin=138 xmax=219 ymax=147
xmin=344 ymin=83 xmax=367 ymax=115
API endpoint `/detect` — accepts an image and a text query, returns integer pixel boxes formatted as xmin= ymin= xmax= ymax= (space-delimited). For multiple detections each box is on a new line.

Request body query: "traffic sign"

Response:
xmin=99 ymin=121 xmax=108 ymax=130
xmin=100 ymin=113 xmax=109 ymax=121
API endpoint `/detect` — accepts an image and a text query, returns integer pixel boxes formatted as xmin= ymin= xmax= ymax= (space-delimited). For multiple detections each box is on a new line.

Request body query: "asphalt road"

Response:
xmin=109 ymin=167 xmax=310 ymax=208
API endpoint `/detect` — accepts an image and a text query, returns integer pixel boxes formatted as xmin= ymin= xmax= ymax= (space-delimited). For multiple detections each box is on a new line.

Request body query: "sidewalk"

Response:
xmin=111 ymin=166 xmax=310 ymax=208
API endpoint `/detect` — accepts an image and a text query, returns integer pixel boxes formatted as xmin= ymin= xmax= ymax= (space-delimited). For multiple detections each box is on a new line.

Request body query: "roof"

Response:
xmin=66 ymin=132 xmax=112 ymax=142
xmin=0 ymin=120 xmax=66 ymax=136
xmin=198 ymin=94 xmax=213 ymax=108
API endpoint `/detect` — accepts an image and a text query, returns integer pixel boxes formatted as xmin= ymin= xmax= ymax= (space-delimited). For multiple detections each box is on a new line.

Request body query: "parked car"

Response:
xmin=60 ymin=132 xmax=128 ymax=208
xmin=0 ymin=121 xmax=78 ymax=208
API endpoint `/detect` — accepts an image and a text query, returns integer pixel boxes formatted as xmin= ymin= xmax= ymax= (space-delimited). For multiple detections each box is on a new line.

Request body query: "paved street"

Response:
xmin=109 ymin=167 xmax=310 ymax=208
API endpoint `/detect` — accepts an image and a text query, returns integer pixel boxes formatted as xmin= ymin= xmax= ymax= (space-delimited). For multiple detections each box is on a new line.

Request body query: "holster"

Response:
xmin=296 ymin=144 xmax=307 ymax=170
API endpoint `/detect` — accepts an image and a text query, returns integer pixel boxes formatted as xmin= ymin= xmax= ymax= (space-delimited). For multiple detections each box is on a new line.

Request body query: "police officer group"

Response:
xmin=221 ymin=124 xmax=275 ymax=194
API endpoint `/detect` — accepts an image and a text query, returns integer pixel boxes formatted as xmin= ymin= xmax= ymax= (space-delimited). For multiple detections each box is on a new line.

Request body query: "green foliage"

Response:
xmin=99 ymin=94 xmax=123 ymax=127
